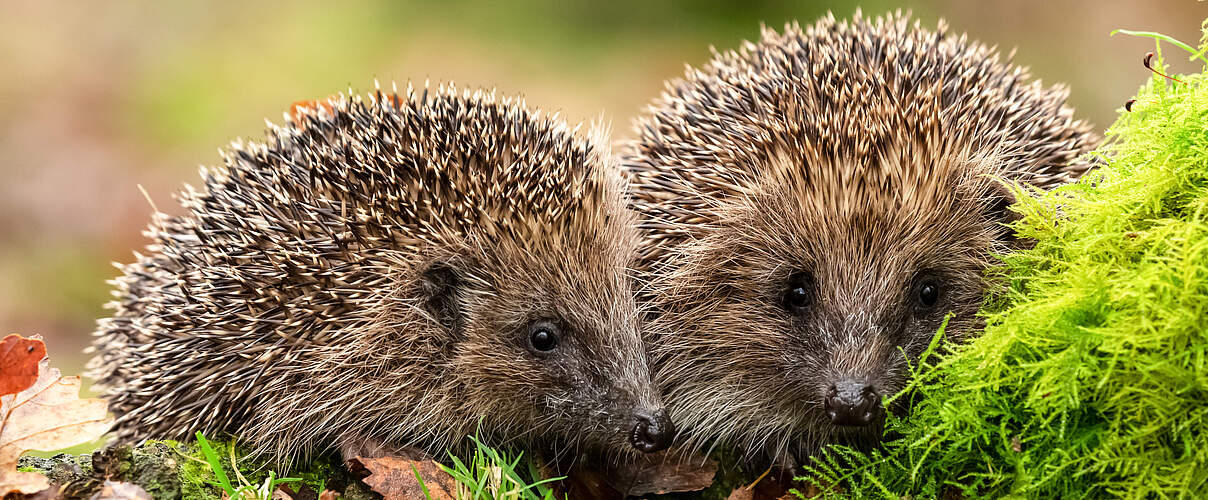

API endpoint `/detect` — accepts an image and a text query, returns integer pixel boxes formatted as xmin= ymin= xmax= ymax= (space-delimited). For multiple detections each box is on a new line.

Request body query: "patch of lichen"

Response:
xmin=16 ymin=442 xmax=182 ymax=499
xmin=804 ymin=20 xmax=1208 ymax=500
xmin=99 ymin=441 xmax=183 ymax=499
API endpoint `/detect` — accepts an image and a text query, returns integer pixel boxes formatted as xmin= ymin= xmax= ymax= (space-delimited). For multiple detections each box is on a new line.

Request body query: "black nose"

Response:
xmin=629 ymin=409 xmax=675 ymax=453
xmin=824 ymin=380 xmax=880 ymax=427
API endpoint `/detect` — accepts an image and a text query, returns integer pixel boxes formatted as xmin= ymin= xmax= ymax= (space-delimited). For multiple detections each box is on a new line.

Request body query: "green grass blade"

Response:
xmin=194 ymin=432 xmax=236 ymax=496
xmin=1111 ymin=29 xmax=1208 ymax=64
xmin=412 ymin=464 xmax=435 ymax=500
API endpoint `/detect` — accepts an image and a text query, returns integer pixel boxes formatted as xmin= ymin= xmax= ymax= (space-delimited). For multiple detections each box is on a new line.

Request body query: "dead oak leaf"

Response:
xmin=0 ymin=335 xmax=46 ymax=397
xmin=602 ymin=447 xmax=717 ymax=496
xmin=0 ymin=356 xmax=113 ymax=495
xmin=354 ymin=456 xmax=458 ymax=500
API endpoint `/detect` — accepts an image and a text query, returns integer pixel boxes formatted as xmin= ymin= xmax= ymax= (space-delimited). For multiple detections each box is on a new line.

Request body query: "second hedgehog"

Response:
xmin=626 ymin=13 xmax=1099 ymax=465
xmin=90 ymin=85 xmax=673 ymax=465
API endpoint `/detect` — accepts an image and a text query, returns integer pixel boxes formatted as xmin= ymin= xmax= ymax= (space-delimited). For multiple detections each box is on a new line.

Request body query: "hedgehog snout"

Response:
xmin=823 ymin=379 xmax=881 ymax=427
xmin=629 ymin=408 xmax=675 ymax=453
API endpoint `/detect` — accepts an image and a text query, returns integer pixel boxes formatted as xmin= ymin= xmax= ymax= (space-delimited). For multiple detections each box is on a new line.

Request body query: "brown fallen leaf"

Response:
xmin=89 ymin=480 xmax=153 ymax=500
xmin=318 ymin=489 xmax=339 ymax=500
xmin=603 ymin=447 xmax=717 ymax=496
xmin=0 ymin=353 xmax=113 ymax=495
xmin=0 ymin=335 xmax=46 ymax=397
xmin=18 ymin=484 xmax=59 ymax=500
xmin=726 ymin=486 xmax=755 ymax=500
xmin=353 ymin=456 xmax=458 ymax=500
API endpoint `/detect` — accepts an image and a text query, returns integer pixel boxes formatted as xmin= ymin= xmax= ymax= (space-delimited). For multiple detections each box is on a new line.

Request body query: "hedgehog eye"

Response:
xmin=528 ymin=322 xmax=560 ymax=352
xmin=782 ymin=272 xmax=814 ymax=313
xmin=917 ymin=281 xmax=940 ymax=308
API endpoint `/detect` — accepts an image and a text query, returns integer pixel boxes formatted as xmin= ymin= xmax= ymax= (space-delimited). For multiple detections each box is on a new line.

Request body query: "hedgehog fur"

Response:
xmin=89 ymin=83 xmax=671 ymax=466
xmin=623 ymin=12 xmax=1099 ymax=465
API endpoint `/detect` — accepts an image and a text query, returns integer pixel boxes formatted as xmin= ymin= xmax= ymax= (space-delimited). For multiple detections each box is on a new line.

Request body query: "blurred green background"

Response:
xmin=0 ymin=0 xmax=1203 ymax=374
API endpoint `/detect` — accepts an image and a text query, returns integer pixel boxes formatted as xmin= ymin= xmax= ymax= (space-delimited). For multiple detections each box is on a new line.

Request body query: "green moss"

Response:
xmin=177 ymin=436 xmax=260 ymax=500
xmin=175 ymin=435 xmax=353 ymax=499
xmin=805 ymin=20 xmax=1208 ymax=500
xmin=293 ymin=456 xmax=341 ymax=495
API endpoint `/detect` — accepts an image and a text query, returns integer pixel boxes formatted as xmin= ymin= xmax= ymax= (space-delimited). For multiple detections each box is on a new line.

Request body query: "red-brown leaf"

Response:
xmin=0 ymin=335 xmax=46 ymax=397
xmin=353 ymin=456 xmax=458 ymax=500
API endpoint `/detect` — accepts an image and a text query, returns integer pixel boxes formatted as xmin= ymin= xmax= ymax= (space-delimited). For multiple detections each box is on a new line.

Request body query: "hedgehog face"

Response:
xmin=740 ymin=184 xmax=991 ymax=437
xmin=650 ymin=158 xmax=1009 ymax=462
xmin=429 ymin=227 xmax=672 ymax=458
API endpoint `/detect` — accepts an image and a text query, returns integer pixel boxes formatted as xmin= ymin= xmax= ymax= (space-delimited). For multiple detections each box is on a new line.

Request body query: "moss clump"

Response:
xmin=177 ymin=436 xmax=357 ymax=500
xmin=805 ymin=21 xmax=1208 ymax=499
xmin=17 ymin=439 xmax=363 ymax=500
xmin=177 ymin=438 xmax=235 ymax=500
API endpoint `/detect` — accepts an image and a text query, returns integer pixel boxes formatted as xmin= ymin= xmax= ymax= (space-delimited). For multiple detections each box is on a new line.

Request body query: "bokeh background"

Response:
xmin=1 ymin=0 xmax=1204 ymax=374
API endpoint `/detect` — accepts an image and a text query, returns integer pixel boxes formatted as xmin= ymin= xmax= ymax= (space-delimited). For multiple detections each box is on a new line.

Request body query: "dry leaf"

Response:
xmin=604 ymin=448 xmax=717 ymax=496
xmin=354 ymin=456 xmax=457 ymax=500
xmin=0 ymin=356 xmax=113 ymax=495
xmin=318 ymin=489 xmax=339 ymax=500
xmin=89 ymin=480 xmax=153 ymax=500
xmin=0 ymin=335 xmax=46 ymax=397
xmin=726 ymin=486 xmax=755 ymax=500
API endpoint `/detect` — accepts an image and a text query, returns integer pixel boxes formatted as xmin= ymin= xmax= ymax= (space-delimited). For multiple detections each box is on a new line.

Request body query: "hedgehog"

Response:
xmin=88 ymin=83 xmax=675 ymax=466
xmin=623 ymin=12 xmax=1099 ymax=465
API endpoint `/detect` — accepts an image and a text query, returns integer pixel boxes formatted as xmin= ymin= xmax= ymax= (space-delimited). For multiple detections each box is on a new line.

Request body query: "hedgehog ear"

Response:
xmin=985 ymin=181 xmax=1031 ymax=249
xmin=419 ymin=260 xmax=466 ymax=332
